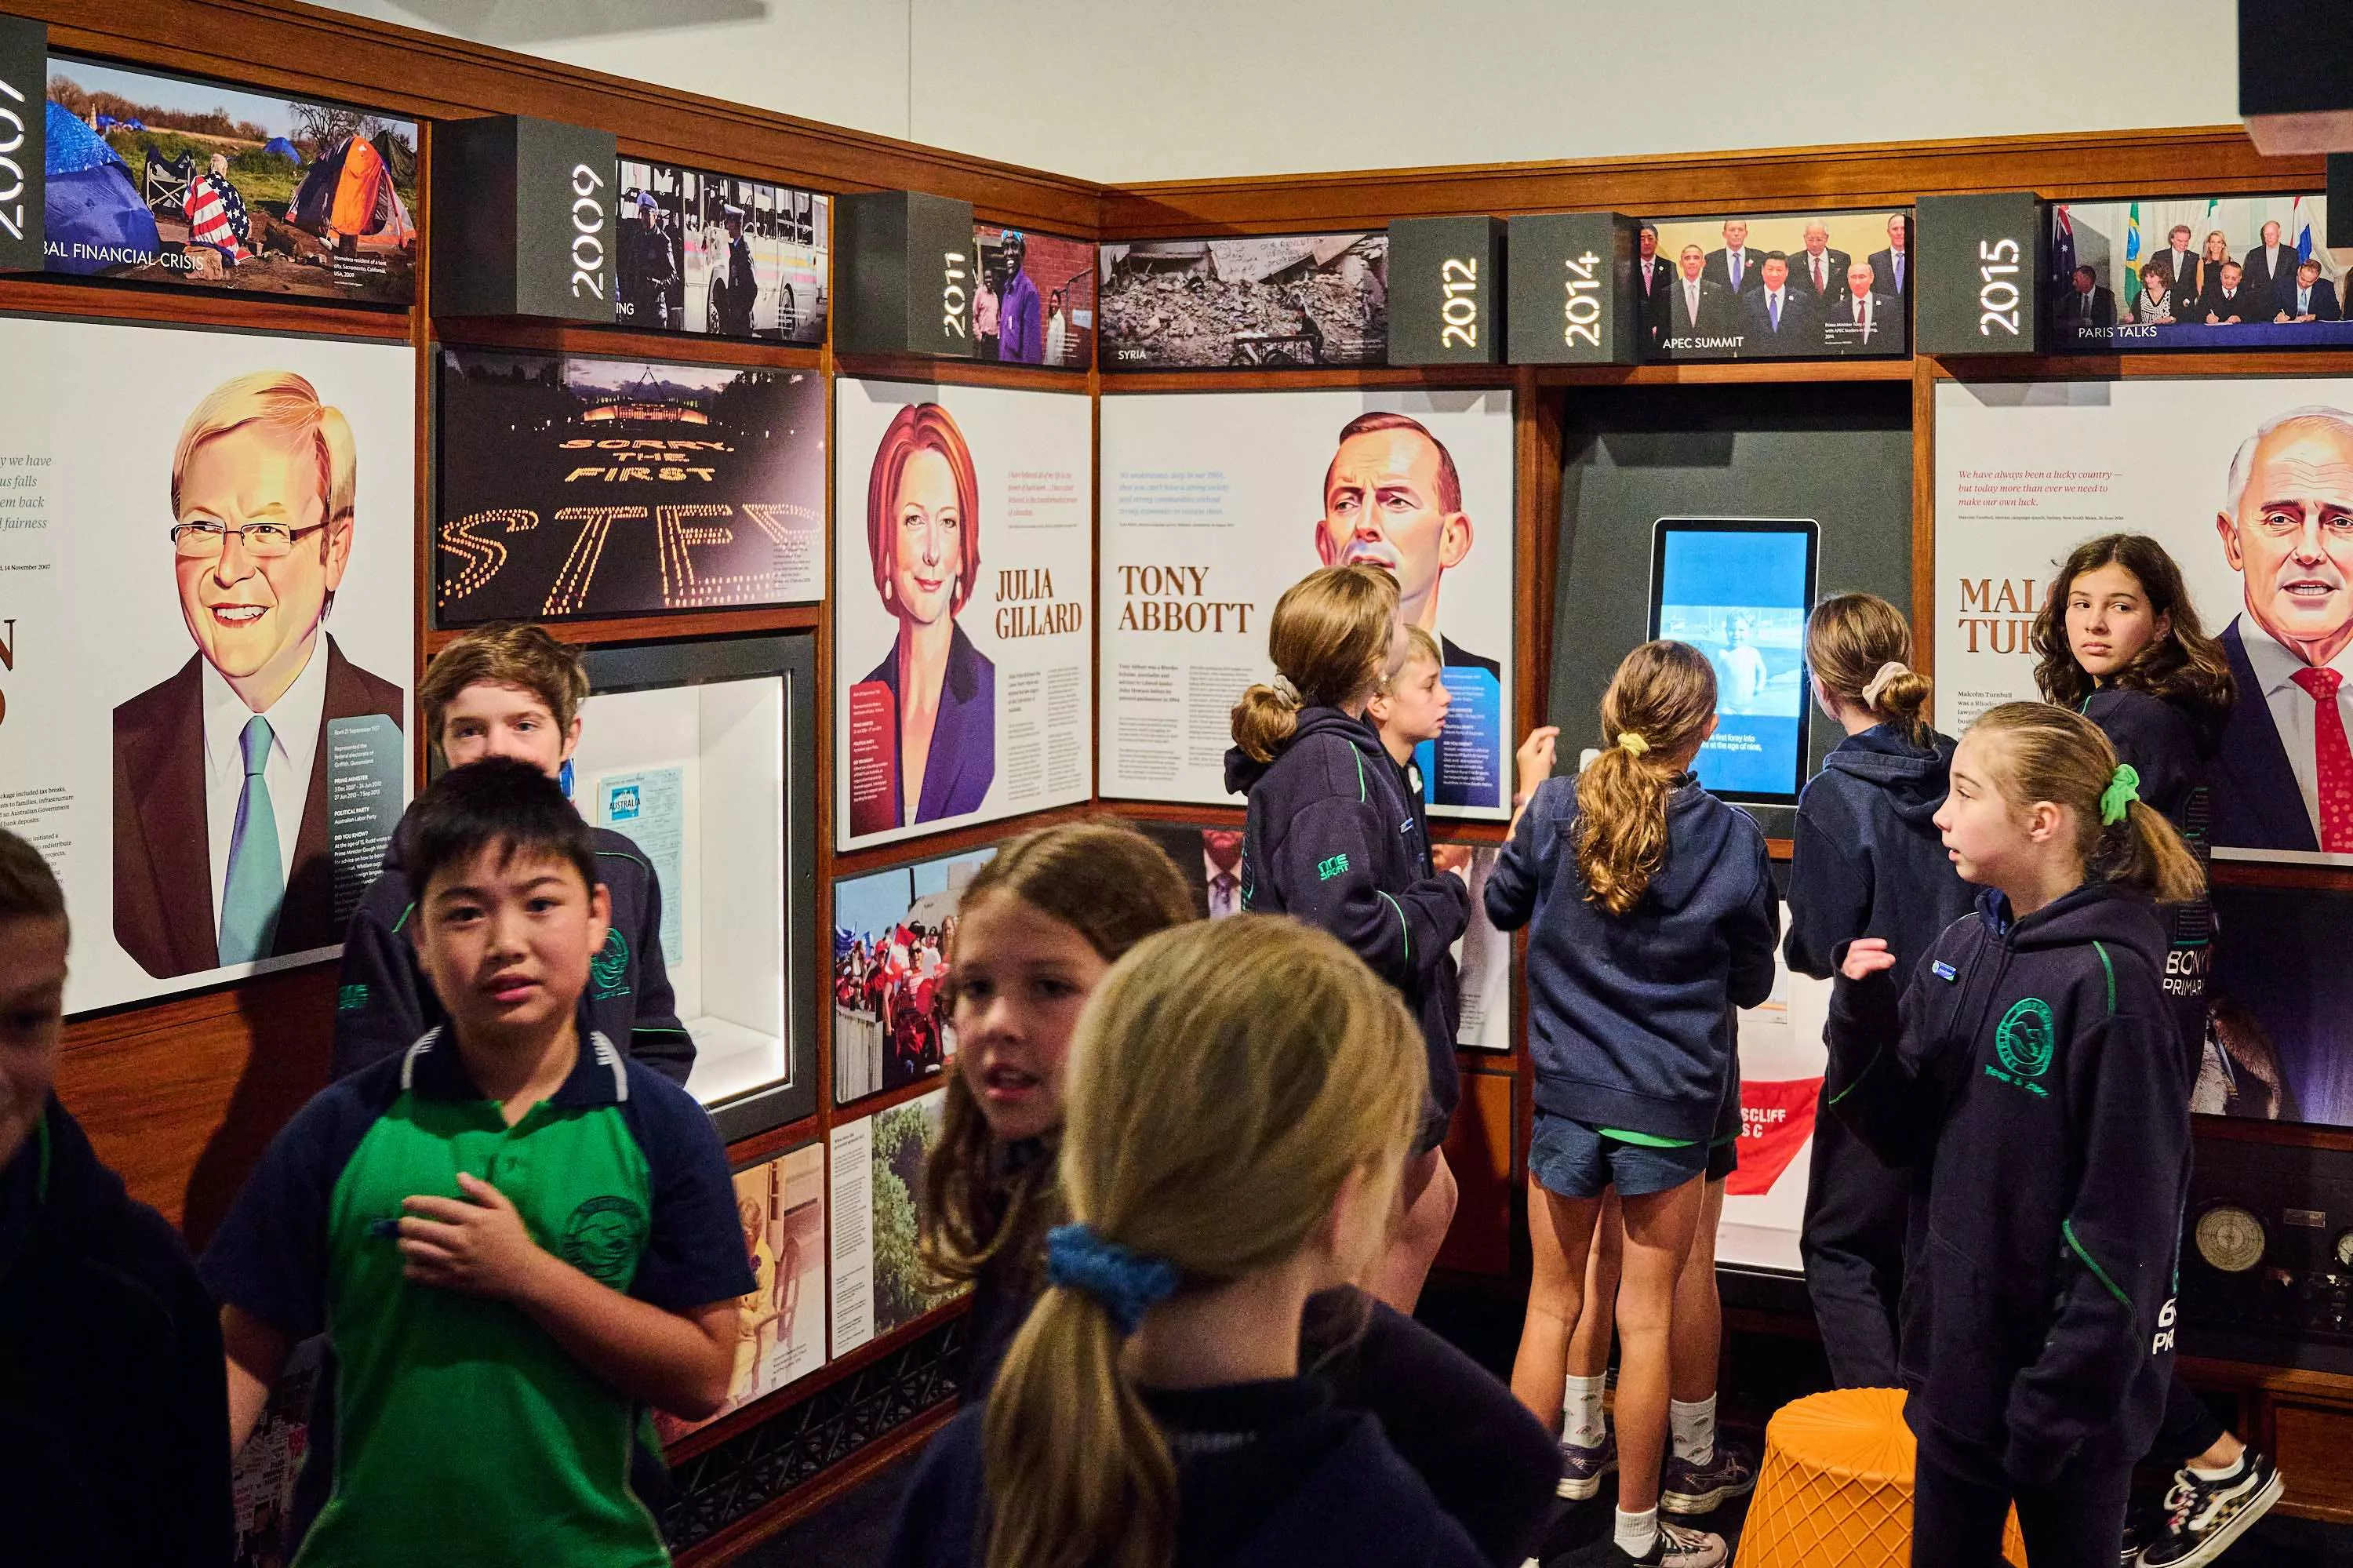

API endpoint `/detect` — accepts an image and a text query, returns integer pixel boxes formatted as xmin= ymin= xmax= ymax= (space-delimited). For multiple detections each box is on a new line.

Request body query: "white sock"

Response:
xmin=1615 ymin=1507 xmax=1660 ymax=1557
xmin=1563 ymin=1373 xmax=1608 ymax=1449
xmin=2187 ymin=1451 xmax=2248 ymax=1483
xmin=1670 ymin=1395 xmax=1716 ymax=1467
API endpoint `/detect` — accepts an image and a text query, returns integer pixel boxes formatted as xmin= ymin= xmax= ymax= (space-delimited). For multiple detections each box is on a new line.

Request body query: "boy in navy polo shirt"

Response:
xmin=0 ymin=828 xmax=231 ymax=1566
xmin=204 ymin=759 xmax=751 ymax=1566
xmin=334 ymin=622 xmax=696 ymax=1086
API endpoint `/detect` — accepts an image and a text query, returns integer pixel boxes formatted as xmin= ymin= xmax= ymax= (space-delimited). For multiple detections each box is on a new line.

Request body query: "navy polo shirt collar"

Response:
xmin=398 ymin=1019 xmax=631 ymax=1109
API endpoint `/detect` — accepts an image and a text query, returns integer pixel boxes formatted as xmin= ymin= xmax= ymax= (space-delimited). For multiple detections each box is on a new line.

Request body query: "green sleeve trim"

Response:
xmin=391 ymin=900 xmax=415 ymax=934
xmin=34 ymin=1108 xmax=51 ymax=1204
xmin=1353 ymin=747 xmax=1368 ymax=803
xmin=1599 ymin=1126 xmax=1698 ymax=1148
xmin=1377 ymin=890 xmax=1409 ymax=962
xmin=2092 ymin=940 xmax=2116 ymax=1013
xmin=634 ymin=1026 xmax=690 ymax=1037
xmin=1827 ymin=1046 xmax=1882 ymax=1108
xmin=2064 ymin=1217 xmax=2134 ymax=1311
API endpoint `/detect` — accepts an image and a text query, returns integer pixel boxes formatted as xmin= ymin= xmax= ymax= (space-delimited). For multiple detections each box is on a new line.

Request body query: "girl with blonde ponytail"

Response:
xmin=1829 ymin=701 xmax=2199 ymax=1567
xmin=885 ymin=916 xmax=1488 ymax=1568
xmin=1783 ymin=593 xmax=1973 ymax=1391
xmin=1227 ymin=565 xmax=1473 ymax=1249
xmin=916 ymin=820 xmax=1559 ymax=1568
xmin=1484 ymin=641 xmax=1779 ymax=1568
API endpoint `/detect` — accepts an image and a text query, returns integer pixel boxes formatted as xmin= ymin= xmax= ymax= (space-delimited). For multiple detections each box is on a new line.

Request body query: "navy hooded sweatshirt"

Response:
xmin=1826 ymin=882 xmax=2190 ymax=1483
xmin=2079 ymin=686 xmax=2220 ymax=1079
xmin=331 ymin=802 xmax=695 ymax=1085
xmin=886 ymin=1379 xmax=1487 ymax=1568
xmin=1486 ymin=774 xmax=1780 ymax=1142
xmin=1784 ymin=724 xmax=1975 ymax=986
xmin=1227 ymin=708 xmax=1470 ymax=1140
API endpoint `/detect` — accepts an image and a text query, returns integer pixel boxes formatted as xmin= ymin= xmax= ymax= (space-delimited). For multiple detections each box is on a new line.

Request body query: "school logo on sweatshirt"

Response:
xmin=591 ymin=928 xmax=631 ymax=1000
xmin=1986 ymin=996 xmax=2055 ymax=1097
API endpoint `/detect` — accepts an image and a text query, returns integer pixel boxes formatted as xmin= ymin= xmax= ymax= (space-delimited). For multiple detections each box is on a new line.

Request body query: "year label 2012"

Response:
xmin=1438 ymin=256 xmax=1479 ymax=348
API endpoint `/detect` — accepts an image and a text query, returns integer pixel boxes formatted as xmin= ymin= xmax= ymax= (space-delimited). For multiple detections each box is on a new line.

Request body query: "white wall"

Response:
xmin=320 ymin=0 xmax=2244 ymax=185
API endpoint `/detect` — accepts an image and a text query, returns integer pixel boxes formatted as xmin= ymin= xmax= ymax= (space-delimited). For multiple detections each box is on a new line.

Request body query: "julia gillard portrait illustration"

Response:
xmin=112 ymin=370 xmax=403 ymax=978
xmin=858 ymin=402 xmax=995 ymax=830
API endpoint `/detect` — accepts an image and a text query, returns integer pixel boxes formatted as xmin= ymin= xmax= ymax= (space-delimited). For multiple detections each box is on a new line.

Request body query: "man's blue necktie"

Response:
xmin=218 ymin=715 xmax=282 ymax=964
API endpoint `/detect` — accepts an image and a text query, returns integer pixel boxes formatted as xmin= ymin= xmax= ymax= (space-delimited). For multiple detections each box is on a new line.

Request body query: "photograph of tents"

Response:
xmin=44 ymin=56 xmax=418 ymax=304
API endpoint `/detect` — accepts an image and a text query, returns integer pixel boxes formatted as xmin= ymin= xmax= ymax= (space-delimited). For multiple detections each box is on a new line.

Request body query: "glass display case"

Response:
xmin=576 ymin=634 xmax=818 ymax=1139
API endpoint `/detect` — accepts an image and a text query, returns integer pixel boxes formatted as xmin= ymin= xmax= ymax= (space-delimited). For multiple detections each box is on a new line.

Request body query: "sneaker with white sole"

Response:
xmin=2133 ymin=1450 xmax=2284 ymax=1567
xmin=1558 ymin=1427 xmax=1617 ymax=1501
xmin=1660 ymin=1440 xmax=1757 ymax=1515
xmin=1617 ymin=1519 xmax=1728 ymax=1566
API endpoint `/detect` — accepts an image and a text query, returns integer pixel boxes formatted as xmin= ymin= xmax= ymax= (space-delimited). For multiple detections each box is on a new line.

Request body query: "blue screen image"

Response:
xmin=1655 ymin=528 xmax=1812 ymax=799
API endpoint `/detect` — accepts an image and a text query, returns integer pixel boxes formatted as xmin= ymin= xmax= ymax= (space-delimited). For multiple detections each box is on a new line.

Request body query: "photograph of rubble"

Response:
xmin=1099 ymin=231 xmax=1389 ymax=369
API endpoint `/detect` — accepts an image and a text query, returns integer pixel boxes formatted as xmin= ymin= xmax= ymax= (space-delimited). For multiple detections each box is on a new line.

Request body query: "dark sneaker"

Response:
xmin=1660 ymin=1439 xmax=1757 ymax=1515
xmin=1558 ymin=1427 xmax=1617 ymax=1500
xmin=2135 ymin=1450 xmax=2284 ymax=1567
xmin=2119 ymin=1519 xmax=2147 ymax=1566
xmin=1617 ymin=1520 xmax=1728 ymax=1566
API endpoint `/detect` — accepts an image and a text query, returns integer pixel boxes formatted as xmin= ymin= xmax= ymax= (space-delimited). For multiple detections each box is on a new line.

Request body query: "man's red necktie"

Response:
xmin=2292 ymin=665 xmax=2353 ymax=850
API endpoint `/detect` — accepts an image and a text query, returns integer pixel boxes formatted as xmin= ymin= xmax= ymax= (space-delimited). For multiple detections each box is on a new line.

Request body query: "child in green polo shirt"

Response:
xmin=203 ymin=758 xmax=753 ymax=1567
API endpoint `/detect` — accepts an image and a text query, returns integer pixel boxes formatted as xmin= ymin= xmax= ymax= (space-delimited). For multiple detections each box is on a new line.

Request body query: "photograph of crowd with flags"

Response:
xmin=830 ymin=847 xmax=996 ymax=1104
xmin=2047 ymin=193 xmax=2348 ymax=349
xmin=42 ymin=56 xmax=418 ymax=304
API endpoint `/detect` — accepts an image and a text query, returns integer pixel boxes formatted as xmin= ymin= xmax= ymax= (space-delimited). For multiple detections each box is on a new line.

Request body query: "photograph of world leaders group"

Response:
xmin=1098 ymin=231 xmax=1390 ymax=369
xmin=971 ymin=224 xmax=1096 ymax=369
xmin=44 ymin=56 xmax=417 ymax=304
xmin=1637 ymin=209 xmax=1911 ymax=362
xmin=831 ymin=846 xmax=997 ymax=1105
xmin=2046 ymin=194 xmax=2351 ymax=351
xmin=615 ymin=158 xmax=827 ymax=344
xmin=435 ymin=348 xmax=826 ymax=624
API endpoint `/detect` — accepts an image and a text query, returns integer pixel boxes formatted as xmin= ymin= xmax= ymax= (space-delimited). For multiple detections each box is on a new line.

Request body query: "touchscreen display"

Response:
xmin=1649 ymin=519 xmax=1818 ymax=802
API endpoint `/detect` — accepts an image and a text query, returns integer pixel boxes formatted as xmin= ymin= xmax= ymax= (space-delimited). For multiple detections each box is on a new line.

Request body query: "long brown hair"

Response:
xmin=1967 ymin=702 xmax=2202 ymax=902
xmin=1806 ymin=592 xmax=1935 ymax=748
xmin=1230 ymin=565 xmax=1398 ymax=762
xmin=918 ymin=821 xmax=1195 ymax=1290
xmin=1576 ymin=641 xmax=1718 ymax=916
xmin=981 ymin=915 xmax=1424 ymax=1568
xmin=2031 ymin=533 xmax=2235 ymax=720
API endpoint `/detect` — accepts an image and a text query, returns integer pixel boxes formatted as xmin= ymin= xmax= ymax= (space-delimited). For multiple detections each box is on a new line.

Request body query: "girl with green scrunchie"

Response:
xmin=1828 ymin=700 xmax=2204 ymax=1568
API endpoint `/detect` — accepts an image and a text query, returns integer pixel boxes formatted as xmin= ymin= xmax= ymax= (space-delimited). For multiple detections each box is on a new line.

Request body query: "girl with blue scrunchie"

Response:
xmin=913 ymin=821 xmax=1555 ymax=1568
xmin=1827 ymin=702 xmax=2200 ymax=1568
xmin=887 ymin=915 xmax=1491 ymax=1568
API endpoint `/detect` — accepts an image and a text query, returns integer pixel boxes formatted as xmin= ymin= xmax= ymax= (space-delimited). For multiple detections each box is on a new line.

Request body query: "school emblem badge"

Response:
xmin=1995 ymin=997 xmax=2056 ymax=1079
xmin=590 ymin=927 xmax=631 ymax=999
xmin=561 ymin=1195 xmax=648 ymax=1286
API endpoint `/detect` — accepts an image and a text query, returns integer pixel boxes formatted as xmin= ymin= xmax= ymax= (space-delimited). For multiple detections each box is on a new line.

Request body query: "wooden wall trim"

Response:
xmin=24 ymin=0 xmax=1105 ymax=231
xmin=1100 ymin=126 xmax=2319 ymax=235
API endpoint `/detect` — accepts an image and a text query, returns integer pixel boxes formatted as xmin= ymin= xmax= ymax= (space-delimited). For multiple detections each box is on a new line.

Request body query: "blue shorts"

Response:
xmin=1529 ymin=1109 xmax=1710 ymax=1200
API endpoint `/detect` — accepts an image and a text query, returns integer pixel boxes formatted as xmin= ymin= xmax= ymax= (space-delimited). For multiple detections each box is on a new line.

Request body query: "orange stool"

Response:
xmin=1734 ymin=1387 xmax=2028 ymax=1567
